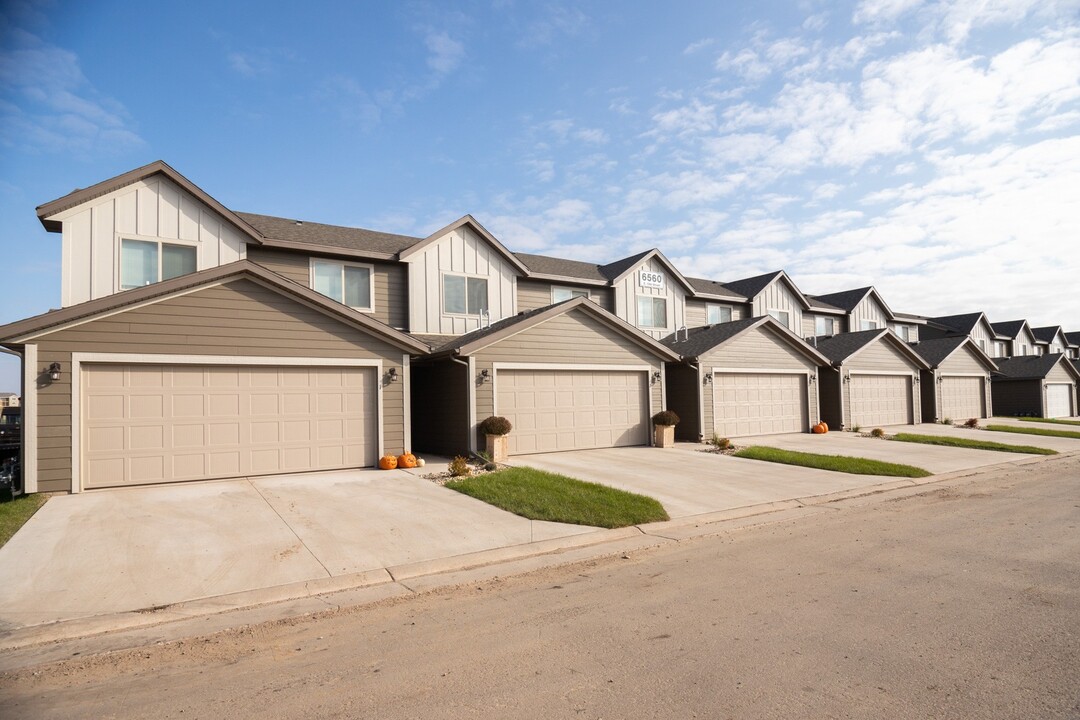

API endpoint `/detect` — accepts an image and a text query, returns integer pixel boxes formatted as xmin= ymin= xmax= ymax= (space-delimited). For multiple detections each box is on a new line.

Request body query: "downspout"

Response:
xmin=449 ymin=351 xmax=476 ymax=453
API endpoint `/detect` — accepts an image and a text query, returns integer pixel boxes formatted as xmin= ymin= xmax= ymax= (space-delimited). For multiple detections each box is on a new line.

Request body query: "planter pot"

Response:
xmin=486 ymin=433 xmax=509 ymax=463
xmin=654 ymin=424 xmax=675 ymax=448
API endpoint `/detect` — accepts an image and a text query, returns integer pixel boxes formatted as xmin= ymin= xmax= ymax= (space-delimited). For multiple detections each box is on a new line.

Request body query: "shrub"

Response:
xmin=484 ymin=462 xmax=497 ymax=472
xmin=709 ymin=434 xmax=731 ymax=450
xmin=449 ymin=455 xmax=472 ymax=477
xmin=479 ymin=416 xmax=512 ymax=436
xmin=941 ymin=417 xmax=952 ymax=425
xmin=652 ymin=410 xmax=680 ymax=426
xmin=870 ymin=427 xmax=886 ymax=438
xmin=850 ymin=424 xmax=861 ymax=433
xmin=964 ymin=417 xmax=980 ymax=428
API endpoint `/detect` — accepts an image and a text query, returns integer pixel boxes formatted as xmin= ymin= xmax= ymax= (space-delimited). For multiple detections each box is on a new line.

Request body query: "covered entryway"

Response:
xmin=1046 ymin=384 xmax=1073 ymax=418
xmin=497 ymin=369 xmax=648 ymax=454
xmin=940 ymin=376 xmax=986 ymax=420
xmin=713 ymin=372 xmax=808 ymax=437
xmin=82 ymin=363 xmax=378 ymax=488
xmin=850 ymin=374 xmax=912 ymax=427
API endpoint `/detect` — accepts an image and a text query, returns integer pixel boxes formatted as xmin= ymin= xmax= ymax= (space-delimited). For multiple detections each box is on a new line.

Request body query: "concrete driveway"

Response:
xmin=0 ymin=469 xmax=593 ymax=631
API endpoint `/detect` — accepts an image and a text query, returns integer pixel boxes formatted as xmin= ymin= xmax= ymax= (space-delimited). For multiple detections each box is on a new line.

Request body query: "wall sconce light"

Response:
xmin=913 ymin=375 xmax=920 ymax=385
xmin=702 ymin=374 xmax=713 ymax=386
xmin=386 ymin=367 xmax=398 ymax=383
xmin=651 ymin=371 xmax=662 ymax=385
xmin=808 ymin=374 xmax=817 ymax=385
xmin=843 ymin=374 xmax=851 ymax=384
xmin=936 ymin=374 xmax=943 ymax=384
xmin=48 ymin=362 xmax=61 ymax=382
xmin=479 ymin=369 xmax=491 ymax=383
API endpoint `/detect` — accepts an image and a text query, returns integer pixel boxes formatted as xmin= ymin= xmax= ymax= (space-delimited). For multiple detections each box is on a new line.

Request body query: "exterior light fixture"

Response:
xmin=48 ymin=362 xmax=61 ymax=382
xmin=479 ymin=369 xmax=491 ymax=383
xmin=651 ymin=371 xmax=662 ymax=384
xmin=386 ymin=367 xmax=398 ymax=382
xmin=702 ymin=374 xmax=713 ymax=386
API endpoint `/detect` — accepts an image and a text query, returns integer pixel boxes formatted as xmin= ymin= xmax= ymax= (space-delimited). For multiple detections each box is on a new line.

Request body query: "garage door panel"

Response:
xmin=713 ymin=373 xmax=808 ymax=437
xmin=499 ymin=369 xmax=648 ymax=454
xmin=83 ymin=364 xmax=377 ymax=489
xmin=850 ymin=375 xmax=911 ymax=427
xmin=940 ymin=376 xmax=985 ymax=420
xmin=1046 ymin=384 xmax=1073 ymax=418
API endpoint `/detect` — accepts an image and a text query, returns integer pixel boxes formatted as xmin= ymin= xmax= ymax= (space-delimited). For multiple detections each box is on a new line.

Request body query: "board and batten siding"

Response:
xmin=684 ymin=300 xmax=746 ymax=328
xmin=750 ymin=279 xmax=802 ymax=334
xmin=697 ymin=326 xmax=821 ymax=436
xmin=55 ymin=177 xmax=246 ymax=308
xmin=471 ymin=309 xmax=665 ymax=449
xmin=1011 ymin=328 xmax=1037 ymax=357
xmin=850 ymin=294 xmax=888 ymax=331
xmin=515 ymin=279 xmax=614 ymax=313
xmin=405 ymin=226 xmax=519 ymax=335
xmin=612 ymin=256 xmax=687 ymax=339
xmin=966 ymin=319 xmax=997 ymax=355
xmin=246 ymin=247 xmax=409 ymax=329
xmin=27 ymin=279 xmax=407 ymax=494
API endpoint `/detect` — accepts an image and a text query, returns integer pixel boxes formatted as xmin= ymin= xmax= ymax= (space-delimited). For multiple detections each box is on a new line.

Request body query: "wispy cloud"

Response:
xmin=425 ymin=31 xmax=465 ymax=75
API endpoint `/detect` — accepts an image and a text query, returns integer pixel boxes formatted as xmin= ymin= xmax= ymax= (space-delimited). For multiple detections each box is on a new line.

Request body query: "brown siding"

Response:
xmin=664 ymin=363 xmax=701 ymax=442
xmin=31 ymin=278 xmax=407 ymax=493
xmin=685 ymin=300 xmax=745 ymax=328
xmin=410 ymin=360 xmax=469 ymax=457
xmin=991 ymin=379 xmax=1041 ymax=417
xmin=515 ymin=279 xmax=613 ymax=313
xmin=247 ymin=247 xmax=409 ymax=330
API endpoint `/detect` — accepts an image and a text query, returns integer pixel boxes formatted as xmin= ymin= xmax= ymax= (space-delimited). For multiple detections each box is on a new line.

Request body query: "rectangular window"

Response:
xmin=861 ymin=320 xmax=879 ymax=331
xmin=311 ymin=260 xmax=373 ymax=310
xmin=768 ymin=310 xmax=790 ymax=327
xmin=891 ymin=324 xmax=910 ymax=341
xmin=707 ymin=305 xmax=732 ymax=324
xmin=120 ymin=238 xmax=196 ymax=290
xmin=979 ymin=339 xmax=987 ymax=353
xmin=443 ymin=274 xmax=488 ymax=315
xmin=637 ymin=296 xmax=667 ymax=328
xmin=552 ymin=287 xmax=589 ymax=303
xmin=816 ymin=316 xmax=836 ymax=336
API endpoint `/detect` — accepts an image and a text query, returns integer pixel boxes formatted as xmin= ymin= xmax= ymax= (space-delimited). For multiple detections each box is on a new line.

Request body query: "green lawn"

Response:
xmin=1007 ymin=417 xmax=1080 ymax=427
xmin=891 ymin=433 xmax=1057 ymax=455
xmin=445 ymin=467 xmax=669 ymax=528
xmin=986 ymin=424 xmax=1080 ymax=440
xmin=734 ymin=446 xmax=931 ymax=478
xmin=0 ymin=493 xmax=48 ymax=548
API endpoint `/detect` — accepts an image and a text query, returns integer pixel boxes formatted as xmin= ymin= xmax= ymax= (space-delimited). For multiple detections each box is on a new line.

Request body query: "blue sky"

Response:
xmin=1 ymin=0 xmax=1079 ymax=392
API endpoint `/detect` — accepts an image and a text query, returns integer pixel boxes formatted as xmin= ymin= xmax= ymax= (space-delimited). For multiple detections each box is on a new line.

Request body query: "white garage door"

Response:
xmin=713 ymin=372 xmax=808 ymax=437
xmin=82 ymin=364 xmax=377 ymax=489
xmin=940 ymin=376 xmax=986 ymax=420
xmin=497 ymin=369 xmax=648 ymax=454
xmin=850 ymin=375 xmax=912 ymax=427
xmin=1046 ymin=384 xmax=1074 ymax=418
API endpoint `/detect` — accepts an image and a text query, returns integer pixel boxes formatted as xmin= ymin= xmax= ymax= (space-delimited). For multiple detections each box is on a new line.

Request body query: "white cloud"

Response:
xmin=853 ymin=0 xmax=925 ymax=25
xmin=684 ymin=38 xmax=715 ymax=55
xmin=425 ymin=31 xmax=465 ymax=75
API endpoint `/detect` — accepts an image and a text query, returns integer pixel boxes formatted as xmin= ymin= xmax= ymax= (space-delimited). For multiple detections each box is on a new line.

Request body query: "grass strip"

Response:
xmin=446 ymin=467 xmax=669 ymax=528
xmin=985 ymin=424 xmax=1080 ymax=440
xmin=1006 ymin=417 xmax=1080 ymax=427
xmin=734 ymin=446 xmax=931 ymax=478
xmin=0 ymin=493 xmax=48 ymax=548
xmin=891 ymin=433 xmax=1057 ymax=455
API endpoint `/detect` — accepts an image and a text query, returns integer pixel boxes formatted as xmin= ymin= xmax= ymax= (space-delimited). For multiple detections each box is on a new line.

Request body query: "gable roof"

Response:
xmin=0 ymin=260 xmax=430 ymax=354
xmin=909 ymin=336 xmax=997 ymax=370
xmin=659 ymin=315 xmax=829 ymax=365
xmin=1066 ymin=331 xmax=1080 ymax=346
xmin=813 ymin=328 xmax=929 ymax=369
xmin=424 ymin=296 xmax=680 ymax=361
xmin=990 ymin=320 xmax=1031 ymax=339
xmin=722 ymin=270 xmax=812 ymax=309
xmin=513 ymin=253 xmax=609 ymax=285
xmin=397 ymin=215 xmax=531 ymax=275
xmin=993 ymin=354 xmax=1080 ymax=381
xmin=927 ymin=312 xmax=988 ymax=336
xmin=809 ymin=286 xmax=895 ymax=320
xmin=685 ymin=277 xmax=747 ymax=301
xmin=1031 ymin=325 xmax=1065 ymax=344
xmin=35 ymin=160 xmax=264 ymax=245
xmin=237 ymin=212 xmax=421 ymax=260
xmin=599 ymin=248 xmax=697 ymax=293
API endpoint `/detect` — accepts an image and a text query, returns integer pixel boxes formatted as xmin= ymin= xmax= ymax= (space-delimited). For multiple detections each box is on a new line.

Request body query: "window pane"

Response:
xmin=313 ymin=261 xmax=343 ymax=302
xmin=120 ymin=239 xmax=158 ymax=289
xmin=162 ymin=244 xmax=196 ymax=281
xmin=467 ymin=277 xmax=488 ymax=314
xmin=444 ymin=275 xmax=466 ymax=314
xmin=815 ymin=316 xmax=833 ymax=335
xmin=553 ymin=287 xmax=588 ymax=303
xmin=344 ymin=265 xmax=372 ymax=309
xmin=638 ymin=297 xmax=666 ymax=328
xmin=708 ymin=306 xmax=731 ymax=324
xmin=769 ymin=310 xmax=789 ymax=326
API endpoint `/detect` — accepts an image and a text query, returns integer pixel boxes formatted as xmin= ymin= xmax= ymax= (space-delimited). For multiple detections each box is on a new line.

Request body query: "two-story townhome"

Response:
xmin=921 ymin=312 xmax=1008 ymax=358
xmin=1066 ymin=332 xmax=1080 ymax=360
xmin=804 ymin=286 xmax=922 ymax=342
xmin=1031 ymin=326 xmax=1069 ymax=357
xmin=990 ymin=320 xmax=1038 ymax=357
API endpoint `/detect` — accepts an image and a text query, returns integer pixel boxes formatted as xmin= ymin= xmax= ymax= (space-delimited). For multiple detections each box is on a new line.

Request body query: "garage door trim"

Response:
xmin=70 ymin=352 xmax=384 ymax=493
xmin=939 ymin=373 xmax=988 ymax=420
xmin=1045 ymin=383 xmax=1075 ymax=418
xmin=847 ymin=371 xmax=916 ymax=427
xmin=712 ymin=368 xmax=816 ymax=436
xmin=492 ymin=362 xmax=656 ymax=419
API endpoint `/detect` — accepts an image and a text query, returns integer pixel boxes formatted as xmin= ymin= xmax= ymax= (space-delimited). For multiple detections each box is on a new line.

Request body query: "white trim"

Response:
xmin=659 ymin=363 xmax=666 ymax=412
xmin=711 ymin=367 xmax=811 ymax=375
xmin=442 ymin=272 xmax=490 ymax=318
xmin=22 ymin=345 xmax=38 ymax=494
xmin=705 ymin=304 xmax=733 ymax=325
xmin=551 ymin=286 xmax=591 ymax=303
xmin=697 ymin=364 xmax=706 ymax=440
xmin=117 ymin=234 xmax=200 ymax=293
xmin=70 ymin=353 xmax=383 ymax=493
xmin=309 ymin=257 xmax=375 ymax=313
xmin=940 ymin=372 xmax=988 ymax=378
xmin=467 ymin=357 xmax=477 ymax=453
xmin=848 ymin=370 xmax=917 ymax=377
xmin=709 ymin=368 xmax=815 ymax=435
xmin=402 ymin=354 xmax=412 ymax=451
xmin=493 ymin=362 xmax=653 ymax=372
xmin=767 ymin=309 xmax=791 ymax=327
xmin=635 ymin=294 xmax=670 ymax=331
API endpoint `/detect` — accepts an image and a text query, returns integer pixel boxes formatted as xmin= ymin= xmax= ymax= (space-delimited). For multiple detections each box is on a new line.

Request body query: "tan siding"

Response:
xmin=515 ymin=279 xmax=611 ymax=312
xmin=702 ymin=327 xmax=817 ymax=371
xmin=245 ymin=247 xmax=309 ymax=284
xmin=851 ymin=295 xmax=887 ymax=330
xmin=940 ymin=345 xmax=989 ymax=375
xmin=846 ymin=339 xmax=921 ymax=372
xmin=751 ymin=279 xmax=802 ymax=334
xmin=30 ymin=279 xmax=407 ymax=493
xmin=1046 ymin=363 xmax=1076 ymax=385
xmin=614 ymin=256 xmax=687 ymax=339
xmin=685 ymin=300 xmax=745 ymax=328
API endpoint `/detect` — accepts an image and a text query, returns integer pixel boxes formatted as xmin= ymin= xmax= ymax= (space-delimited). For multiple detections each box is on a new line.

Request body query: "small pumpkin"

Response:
xmin=416 ymin=458 xmax=426 ymax=468
xmin=820 ymin=421 xmax=829 ymax=432
xmin=812 ymin=423 xmax=826 ymax=434
xmin=397 ymin=451 xmax=417 ymax=469
xmin=378 ymin=454 xmax=398 ymax=470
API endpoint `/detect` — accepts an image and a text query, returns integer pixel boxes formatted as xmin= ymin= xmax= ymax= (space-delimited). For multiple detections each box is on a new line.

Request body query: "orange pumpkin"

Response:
xmin=397 ymin=452 xmax=417 ymax=469
xmin=820 ymin=421 xmax=829 ymax=432
xmin=812 ymin=423 xmax=826 ymax=434
xmin=379 ymin=454 xmax=398 ymax=470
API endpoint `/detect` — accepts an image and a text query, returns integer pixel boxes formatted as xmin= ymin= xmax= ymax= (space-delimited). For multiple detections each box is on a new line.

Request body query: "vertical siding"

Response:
xmin=30 ymin=279 xmax=407 ymax=494
xmin=613 ymin=256 xmax=688 ymax=339
xmin=405 ymin=226 xmax=519 ymax=334
xmin=751 ymin=279 xmax=802 ymax=334
xmin=850 ymin=295 xmax=887 ymax=330
xmin=57 ymin=177 xmax=245 ymax=307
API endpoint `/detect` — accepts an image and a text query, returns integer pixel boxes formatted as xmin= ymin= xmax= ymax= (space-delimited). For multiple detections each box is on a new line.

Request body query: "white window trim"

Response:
xmin=442 ymin=272 xmax=490 ymax=317
xmin=768 ymin=309 xmax=791 ymax=327
xmin=636 ymin=295 xmax=669 ymax=330
xmin=69 ymin=353 xmax=384 ymax=494
xmin=706 ymin=304 xmax=733 ymax=324
xmin=817 ymin=317 xmax=837 ymax=335
xmin=551 ymin=286 xmax=590 ymax=303
xmin=309 ymin=258 xmax=376 ymax=312
xmin=861 ymin=320 xmax=880 ymax=331
xmin=116 ymin=233 xmax=200 ymax=293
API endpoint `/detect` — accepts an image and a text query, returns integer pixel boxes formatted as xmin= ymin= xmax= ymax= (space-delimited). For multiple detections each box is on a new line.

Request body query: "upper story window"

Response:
xmin=312 ymin=260 xmax=373 ymax=311
xmin=816 ymin=316 xmax=836 ymax=336
xmin=979 ymin=339 xmax=987 ymax=352
xmin=552 ymin=287 xmax=589 ymax=303
xmin=768 ymin=310 xmax=790 ymax=327
xmin=637 ymin=296 xmax=667 ymax=328
xmin=861 ymin=319 xmax=879 ymax=331
xmin=120 ymin=238 xmax=196 ymax=290
xmin=893 ymin=324 xmax=910 ymax=341
xmin=444 ymin=274 xmax=488 ymax=316
xmin=707 ymin=305 xmax=732 ymax=324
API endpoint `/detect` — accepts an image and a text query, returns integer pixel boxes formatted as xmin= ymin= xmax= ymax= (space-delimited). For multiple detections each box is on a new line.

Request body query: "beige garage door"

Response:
xmin=1046 ymin=384 xmax=1074 ymax=418
xmin=850 ymin=374 xmax=912 ymax=427
xmin=497 ymin=369 xmax=648 ymax=455
xmin=713 ymin=372 xmax=808 ymax=437
xmin=82 ymin=364 xmax=377 ymax=489
xmin=940 ymin=376 xmax=986 ymax=420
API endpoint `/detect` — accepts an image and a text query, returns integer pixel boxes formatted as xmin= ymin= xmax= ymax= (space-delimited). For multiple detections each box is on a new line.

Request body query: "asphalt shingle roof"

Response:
xmin=425 ymin=300 xmax=576 ymax=355
xmin=659 ymin=316 xmax=764 ymax=357
xmin=685 ymin=277 xmax=746 ymax=299
xmin=812 ymin=329 xmax=885 ymax=364
xmin=513 ymin=252 xmax=609 ymax=282
xmin=909 ymin=336 xmax=970 ymax=367
xmin=721 ymin=271 xmax=785 ymax=300
xmin=992 ymin=354 xmax=1066 ymax=380
xmin=236 ymin=212 xmax=422 ymax=255
xmin=1031 ymin=326 xmax=1063 ymax=343
xmin=929 ymin=312 xmax=984 ymax=335
xmin=990 ymin=320 xmax=1027 ymax=338
xmin=599 ymin=250 xmax=654 ymax=282
xmin=1066 ymin=332 xmax=1080 ymax=345
xmin=808 ymin=287 xmax=871 ymax=313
